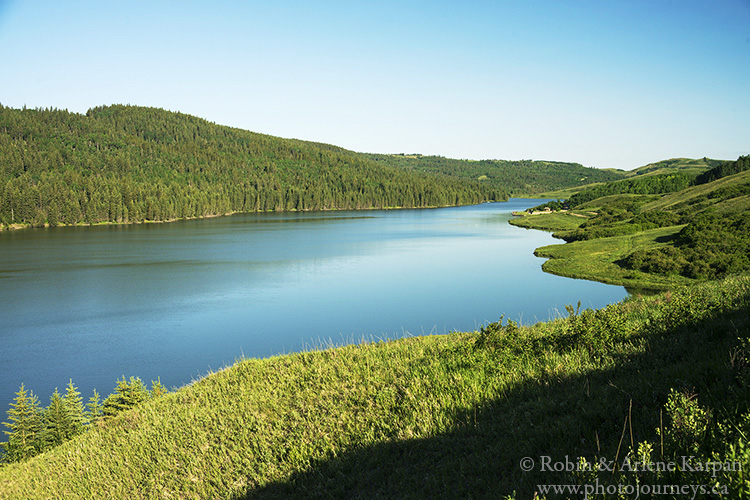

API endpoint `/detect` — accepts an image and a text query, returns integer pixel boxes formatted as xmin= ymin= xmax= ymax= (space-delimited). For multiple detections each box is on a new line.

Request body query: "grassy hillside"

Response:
xmin=623 ymin=157 xmax=723 ymax=178
xmin=640 ymin=169 xmax=750 ymax=213
xmin=534 ymin=157 xmax=723 ymax=199
xmin=1 ymin=275 xmax=749 ymax=499
xmin=534 ymin=226 xmax=691 ymax=290
xmin=508 ymin=156 xmax=750 ymax=290
xmin=0 ymin=105 xmax=504 ymax=228
xmin=364 ymin=154 xmax=626 ymax=196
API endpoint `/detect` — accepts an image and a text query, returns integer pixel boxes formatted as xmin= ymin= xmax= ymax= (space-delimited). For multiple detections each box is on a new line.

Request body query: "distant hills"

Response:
xmin=364 ymin=153 xmax=627 ymax=195
xmin=0 ymin=105 xmax=503 ymax=227
xmin=623 ymin=157 xmax=725 ymax=178
xmin=0 ymin=104 xmax=729 ymax=228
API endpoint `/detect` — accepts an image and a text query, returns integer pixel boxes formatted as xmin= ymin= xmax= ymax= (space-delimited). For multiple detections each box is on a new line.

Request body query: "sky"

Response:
xmin=0 ymin=0 xmax=748 ymax=170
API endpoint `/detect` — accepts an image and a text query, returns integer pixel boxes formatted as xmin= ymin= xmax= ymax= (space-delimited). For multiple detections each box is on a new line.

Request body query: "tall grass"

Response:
xmin=1 ymin=275 xmax=749 ymax=499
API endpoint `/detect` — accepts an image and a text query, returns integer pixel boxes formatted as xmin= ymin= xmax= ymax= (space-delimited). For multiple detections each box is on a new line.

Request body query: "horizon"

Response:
xmin=1 ymin=0 xmax=748 ymax=170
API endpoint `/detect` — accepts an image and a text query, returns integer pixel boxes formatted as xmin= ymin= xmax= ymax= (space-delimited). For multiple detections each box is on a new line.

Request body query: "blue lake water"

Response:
xmin=0 ymin=199 xmax=628 ymax=413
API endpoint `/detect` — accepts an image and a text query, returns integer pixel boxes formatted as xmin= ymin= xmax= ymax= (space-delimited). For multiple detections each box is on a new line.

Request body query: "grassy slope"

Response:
xmin=512 ymin=170 xmax=750 ymax=290
xmin=640 ymin=169 xmax=750 ymax=212
xmin=536 ymin=158 xmax=719 ymax=199
xmin=508 ymin=212 xmax=588 ymax=232
xmin=623 ymin=157 xmax=722 ymax=178
xmin=534 ymin=226 xmax=692 ymax=291
xmin=536 ymin=183 xmax=603 ymax=200
xmin=1 ymin=275 xmax=749 ymax=499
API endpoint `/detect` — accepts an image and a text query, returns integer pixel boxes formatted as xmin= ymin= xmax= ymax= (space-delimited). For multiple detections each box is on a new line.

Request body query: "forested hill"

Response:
xmin=0 ymin=105 xmax=504 ymax=227
xmin=363 ymin=153 xmax=627 ymax=195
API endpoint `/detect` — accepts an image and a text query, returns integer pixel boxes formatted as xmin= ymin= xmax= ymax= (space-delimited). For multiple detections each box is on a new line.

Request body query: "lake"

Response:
xmin=0 ymin=199 xmax=628 ymax=414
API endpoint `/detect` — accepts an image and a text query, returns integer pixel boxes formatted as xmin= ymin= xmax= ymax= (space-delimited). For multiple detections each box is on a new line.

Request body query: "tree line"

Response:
xmin=565 ymin=172 xmax=694 ymax=208
xmin=1 ymin=377 xmax=164 ymax=464
xmin=527 ymin=155 xmax=750 ymax=281
xmin=0 ymin=105 xmax=505 ymax=227
xmin=624 ymin=211 xmax=750 ymax=280
xmin=365 ymin=153 xmax=626 ymax=195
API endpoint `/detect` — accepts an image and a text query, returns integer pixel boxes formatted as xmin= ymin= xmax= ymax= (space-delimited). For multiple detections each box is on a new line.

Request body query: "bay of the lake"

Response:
xmin=0 ymin=199 xmax=628 ymax=414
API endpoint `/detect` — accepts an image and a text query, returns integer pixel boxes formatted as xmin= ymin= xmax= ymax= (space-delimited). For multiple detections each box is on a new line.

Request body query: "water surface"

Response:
xmin=0 ymin=200 xmax=627 ymax=412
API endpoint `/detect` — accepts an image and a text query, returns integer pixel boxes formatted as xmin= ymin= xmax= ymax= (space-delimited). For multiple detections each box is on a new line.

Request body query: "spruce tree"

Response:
xmin=150 ymin=379 xmax=168 ymax=398
xmin=63 ymin=379 xmax=86 ymax=437
xmin=87 ymin=389 xmax=103 ymax=423
xmin=1 ymin=384 xmax=43 ymax=463
xmin=102 ymin=376 xmax=150 ymax=417
xmin=42 ymin=388 xmax=71 ymax=450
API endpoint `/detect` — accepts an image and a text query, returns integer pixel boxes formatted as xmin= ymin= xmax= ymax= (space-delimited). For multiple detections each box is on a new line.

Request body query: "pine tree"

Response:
xmin=102 ymin=376 xmax=150 ymax=417
xmin=63 ymin=379 xmax=86 ymax=437
xmin=42 ymin=388 xmax=71 ymax=450
xmin=1 ymin=384 xmax=43 ymax=463
xmin=87 ymin=389 xmax=103 ymax=423
xmin=150 ymin=379 xmax=167 ymax=398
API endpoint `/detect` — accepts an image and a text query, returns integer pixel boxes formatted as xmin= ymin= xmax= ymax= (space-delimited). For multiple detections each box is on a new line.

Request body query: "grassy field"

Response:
xmin=508 ymin=209 xmax=691 ymax=290
xmin=1 ymin=275 xmax=749 ymax=499
xmin=533 ymin=226 xmax=692 ymax=291
xmin=623 ymin=157 xmax=720 ymax=178
xmin=510 ymin=167 xmax=750 ymax=291
xmin=640 ymin=169 xmax=750 ymax=212
xmin=508 ymin=212 xmax=588 ymax=232
xmin=534 ymin=157 xmax=719 ymax=199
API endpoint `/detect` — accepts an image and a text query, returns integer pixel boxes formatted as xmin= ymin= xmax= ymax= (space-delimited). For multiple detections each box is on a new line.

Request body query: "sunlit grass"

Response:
xmin=534 ymin=226 xmax=692 ymax=290
xmin=508 ymin=212 xmax=586 ymax=232
xmin=2 ymin=275 xmax=749 ymax=499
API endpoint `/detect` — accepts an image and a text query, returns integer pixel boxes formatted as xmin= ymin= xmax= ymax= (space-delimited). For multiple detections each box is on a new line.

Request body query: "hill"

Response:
xmin=1 ymin=274 xmax=748 ymax=499
xmin=363 ymin=153 xmax=627 ymax=196
xmin=510 ymin=155 xmax=750 ymax=290
xmin=0 ymin=105 xmax=504 ymax=228
xmin=623 ymin=157 xmax=723 ymax=178
xmin=533 ymin=157 xmax=724 ymax=199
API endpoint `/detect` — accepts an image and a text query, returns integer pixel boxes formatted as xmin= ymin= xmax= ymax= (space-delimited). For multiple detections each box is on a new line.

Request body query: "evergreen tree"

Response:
xmin=150 ymin=379 xmax=168 ymax=398
xmin=1 ymin=384 xmax=43 ymax=463
xmin=42 ymin=388 xmax=71 ymax=450
xmin=87 ymin=389 xmax=103 ymax=423
xmin=63 ymin=379 xmax=86 ymax=437
xmin=102 ymin=376 xmax=150 ymax=417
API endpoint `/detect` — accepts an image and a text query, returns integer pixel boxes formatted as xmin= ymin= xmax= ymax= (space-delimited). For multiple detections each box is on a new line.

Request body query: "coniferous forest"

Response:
xmin=0 ymin=105 xmax=506 ymax=227
xmin=365 ymin=153 xmax=627 ymax=195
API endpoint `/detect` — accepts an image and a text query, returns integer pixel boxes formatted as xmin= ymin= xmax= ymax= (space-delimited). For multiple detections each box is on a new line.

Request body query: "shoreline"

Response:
xmin=508 ymin=212 xmax=688 ymax=292
xmin=0 ymin=199 xmax=522 ymax=232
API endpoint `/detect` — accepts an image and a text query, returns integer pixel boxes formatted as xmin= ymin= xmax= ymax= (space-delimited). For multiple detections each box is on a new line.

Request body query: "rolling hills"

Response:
xmin=0 ymin=105 xmax=504 ymax=228
xmin=510 ymin=155 xmax=750 ymax=290
xmin=0 ymin=104 xmax=644 ymax=230
xmin=364 ymin=153 xmax=627 ymax=195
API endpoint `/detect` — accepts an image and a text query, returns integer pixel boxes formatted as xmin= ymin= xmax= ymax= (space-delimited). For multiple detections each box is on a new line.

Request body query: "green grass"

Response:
xmin=515 ymin=169 xmax=750 ymax=291
xmin=535 ymin=184 xmax=601 ymax=199
xmin=2 ymin=275 xmax=749 ymax=499
xmin=713 ymin=193 xmax=750 ymax=213
xmin=623 ymin=157 xmax=721 ymax=178
xmin=576 ymin=193 xmax=660 ymax=211
xmin=533 ymin=226 xmax=693 ymax=290
xmin=508 ymin=212 xmax=588 ymax=232
xmin=640 ymin=169 xmax=750 ymax=213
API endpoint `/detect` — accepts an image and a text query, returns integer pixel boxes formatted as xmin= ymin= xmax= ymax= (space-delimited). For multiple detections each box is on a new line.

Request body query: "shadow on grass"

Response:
xmin=237 ymin=309 xmax=749 ymax=500
xmin=654 ymin=233 xmax=679 ymax=243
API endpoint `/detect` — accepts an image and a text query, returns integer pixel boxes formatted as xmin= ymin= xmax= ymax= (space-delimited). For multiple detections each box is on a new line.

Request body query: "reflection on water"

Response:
xmin=0 ymin=200 xmax=628 ymax=413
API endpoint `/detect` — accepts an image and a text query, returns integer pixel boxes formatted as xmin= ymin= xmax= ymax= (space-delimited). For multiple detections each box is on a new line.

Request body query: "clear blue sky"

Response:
xmin=1 ymin=0 xmax=748 ymax=169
